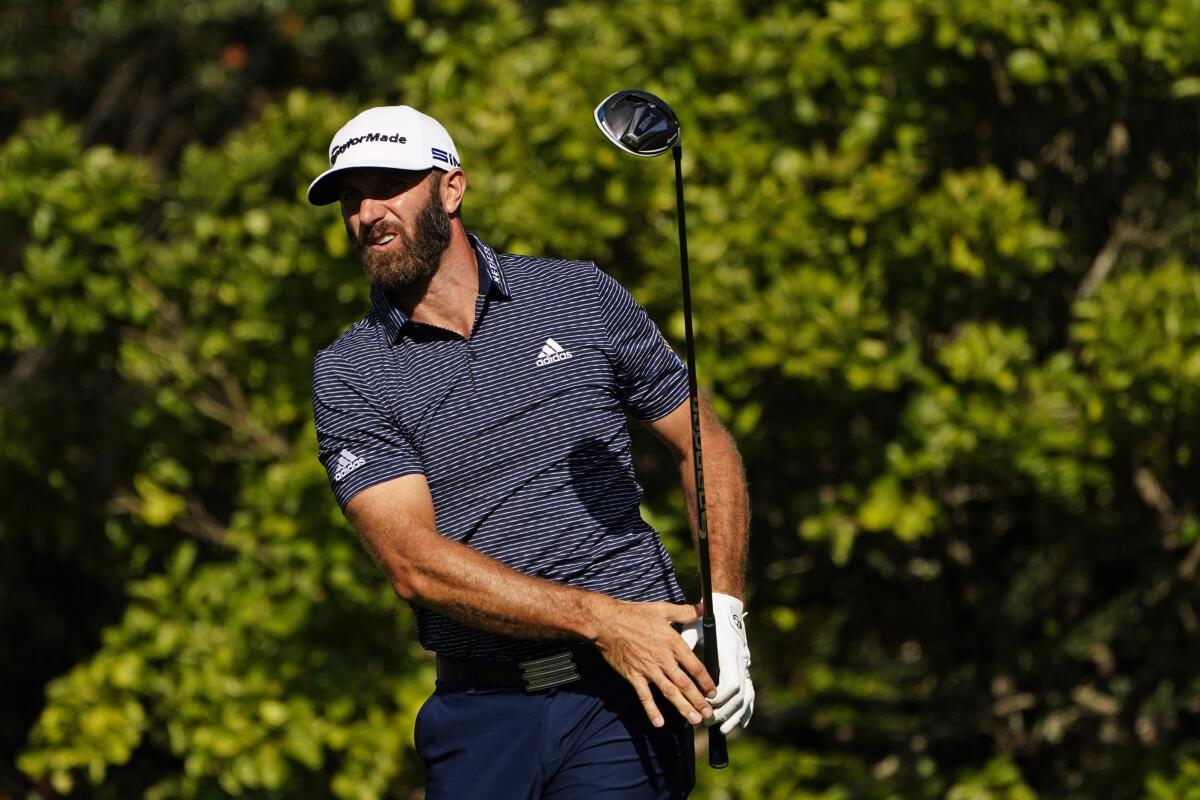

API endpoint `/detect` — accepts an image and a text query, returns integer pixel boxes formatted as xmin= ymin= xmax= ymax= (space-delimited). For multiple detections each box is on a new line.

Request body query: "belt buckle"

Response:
xmin=518 ymin=650 xmax=580 ymax=693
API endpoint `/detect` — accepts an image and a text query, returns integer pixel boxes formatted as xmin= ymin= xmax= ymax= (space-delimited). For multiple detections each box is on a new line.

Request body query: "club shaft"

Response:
xmin=673 ymin=144 xmax=728 ymax=769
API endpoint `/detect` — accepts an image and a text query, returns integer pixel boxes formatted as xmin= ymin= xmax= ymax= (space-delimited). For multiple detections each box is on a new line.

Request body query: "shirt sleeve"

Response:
xmin=312 ymin=348 xmax=424 ymax=509
xmin=594 ymin=264 xmax=691 ymax=421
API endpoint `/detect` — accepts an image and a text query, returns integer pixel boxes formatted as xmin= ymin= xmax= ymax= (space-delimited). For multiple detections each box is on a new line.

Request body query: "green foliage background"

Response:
xmin=2 ymin=1 xmax=1199 ymax=797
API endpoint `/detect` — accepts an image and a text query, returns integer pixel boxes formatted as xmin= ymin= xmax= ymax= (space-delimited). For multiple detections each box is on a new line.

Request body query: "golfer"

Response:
xmin=309 ymin=105 xmax=753 ymax=799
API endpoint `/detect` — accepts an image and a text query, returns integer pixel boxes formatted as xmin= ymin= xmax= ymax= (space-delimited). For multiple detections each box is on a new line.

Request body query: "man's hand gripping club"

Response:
xmin=680 ymin=592 xmax=754 ymax=735
xmin=591 ymin=597 xmax=717 ymax=728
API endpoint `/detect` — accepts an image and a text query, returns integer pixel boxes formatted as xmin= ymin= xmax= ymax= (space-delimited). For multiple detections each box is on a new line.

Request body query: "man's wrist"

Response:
xmin=573 ymin=590 xmax=617 ymax=643
xmin=711 ymin=590 xmax=745 ymax=612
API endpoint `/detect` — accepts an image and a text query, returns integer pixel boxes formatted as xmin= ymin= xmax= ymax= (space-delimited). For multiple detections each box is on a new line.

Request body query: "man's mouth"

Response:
xmin=368 ymin=232 xmax=397 ymax=248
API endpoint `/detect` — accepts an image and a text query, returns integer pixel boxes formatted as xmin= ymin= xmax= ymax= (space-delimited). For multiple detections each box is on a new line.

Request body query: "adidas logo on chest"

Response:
xmin=535 ymin=337 xmax=573 ymax=366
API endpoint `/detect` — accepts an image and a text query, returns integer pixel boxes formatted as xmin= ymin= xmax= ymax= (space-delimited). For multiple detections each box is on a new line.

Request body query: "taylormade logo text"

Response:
xmin=329 ymin=132 xmax=407 ymax=165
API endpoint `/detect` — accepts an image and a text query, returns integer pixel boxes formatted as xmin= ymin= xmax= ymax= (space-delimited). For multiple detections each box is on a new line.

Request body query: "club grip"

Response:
xmin=702 ymin=617 xmax=729 ymax=768
xmin=708 ymin=728 xmax=729 ymax=769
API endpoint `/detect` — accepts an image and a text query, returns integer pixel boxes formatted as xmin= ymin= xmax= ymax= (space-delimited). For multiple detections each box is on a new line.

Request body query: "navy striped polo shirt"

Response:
xmin=312 ymin=233 xmax=691 ymax=659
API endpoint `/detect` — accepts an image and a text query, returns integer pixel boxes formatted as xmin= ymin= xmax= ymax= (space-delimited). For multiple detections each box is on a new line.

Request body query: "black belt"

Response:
xmin=435 ymin=645 xmax=611 ymax=692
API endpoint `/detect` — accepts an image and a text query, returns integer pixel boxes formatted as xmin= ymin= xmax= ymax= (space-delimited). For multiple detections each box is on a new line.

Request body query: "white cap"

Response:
xmin=307 ymin=105 xmax=462 ymax=206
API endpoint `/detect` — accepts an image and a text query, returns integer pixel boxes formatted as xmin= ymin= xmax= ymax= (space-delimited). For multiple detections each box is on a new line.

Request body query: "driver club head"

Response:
xmin=594 ymin=89 xmax=681 ymax=157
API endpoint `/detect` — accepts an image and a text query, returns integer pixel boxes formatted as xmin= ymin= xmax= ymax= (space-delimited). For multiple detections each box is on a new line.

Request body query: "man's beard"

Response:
xmin=353 ymin=176 xmax=452 ymax=292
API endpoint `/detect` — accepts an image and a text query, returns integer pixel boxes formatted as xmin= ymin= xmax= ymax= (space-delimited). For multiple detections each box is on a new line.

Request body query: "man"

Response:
xmin=308 ymin=105 xmax=753 ymax=799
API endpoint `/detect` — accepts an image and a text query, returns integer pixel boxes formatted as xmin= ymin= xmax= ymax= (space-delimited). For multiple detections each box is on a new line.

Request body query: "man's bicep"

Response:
xmin=344 ymin=473 xmax=440 ymax=588
xmin=593 ymin=265 xmax=690 ymax=420
xmin=642 ymin=392 xmax=732 ymax=463
xmin=312 ymin=349 xmax=424 ymax=508
xmin=641 ymin=395 xmax=692 ymax=462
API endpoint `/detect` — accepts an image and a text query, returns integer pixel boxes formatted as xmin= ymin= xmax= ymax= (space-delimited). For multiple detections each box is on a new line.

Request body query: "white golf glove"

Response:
xmin=679 ymin=592 xmax=754 ymax=734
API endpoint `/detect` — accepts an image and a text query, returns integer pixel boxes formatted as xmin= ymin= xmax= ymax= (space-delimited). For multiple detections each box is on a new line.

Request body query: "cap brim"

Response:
xmin=306 ymin=163 xmax=440 ymax=206
xmin=306 ymin=165 xmax=350 ymax=206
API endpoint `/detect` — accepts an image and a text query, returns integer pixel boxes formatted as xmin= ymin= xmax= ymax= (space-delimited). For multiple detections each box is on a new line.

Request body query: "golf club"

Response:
xmin=594 ymin=88 xmax=728 ymax=770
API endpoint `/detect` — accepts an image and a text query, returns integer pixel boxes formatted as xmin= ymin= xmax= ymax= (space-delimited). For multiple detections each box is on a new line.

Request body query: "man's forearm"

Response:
xmin=372 ymin=523 xmax=615 ymax=642
xmin=679 ymin=402 xmax=750 ymax=600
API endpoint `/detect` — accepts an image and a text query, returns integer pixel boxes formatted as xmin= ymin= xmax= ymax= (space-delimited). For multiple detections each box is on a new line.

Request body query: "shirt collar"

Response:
xmin=468 ymin=231 xmax=511 ymax=299
xmin=370 ymin=231 xmax=511 ymax=345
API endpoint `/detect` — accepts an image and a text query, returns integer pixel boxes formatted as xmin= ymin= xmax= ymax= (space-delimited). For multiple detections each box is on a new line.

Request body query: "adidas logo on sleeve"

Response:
xmin=535 ymin=337 xmax=573 ymax=366
xmin=333 ymin=449 xmax=366 ymax=480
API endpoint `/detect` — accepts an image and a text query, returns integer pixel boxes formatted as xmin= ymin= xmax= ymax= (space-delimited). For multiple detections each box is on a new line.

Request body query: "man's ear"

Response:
xmin=440 ymin=168 xmax=467 ymax=215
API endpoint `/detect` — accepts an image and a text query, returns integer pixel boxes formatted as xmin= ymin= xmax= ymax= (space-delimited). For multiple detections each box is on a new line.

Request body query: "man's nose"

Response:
xmin=357 ymin=196 xmax=387 ymax=226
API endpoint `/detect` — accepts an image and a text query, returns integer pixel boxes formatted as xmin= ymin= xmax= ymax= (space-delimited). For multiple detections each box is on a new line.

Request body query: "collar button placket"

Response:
xmin=462 ymin=340 xmax=478 ymax=390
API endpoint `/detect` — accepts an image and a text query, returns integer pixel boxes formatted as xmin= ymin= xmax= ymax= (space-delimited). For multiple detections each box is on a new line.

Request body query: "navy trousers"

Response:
xmin=415 ymin=666 xmax=695 ymax=799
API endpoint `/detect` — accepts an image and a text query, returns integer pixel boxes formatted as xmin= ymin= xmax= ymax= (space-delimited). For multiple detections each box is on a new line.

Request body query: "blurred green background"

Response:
xmin=2 ymin=1 xmax=1199 ymax=798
